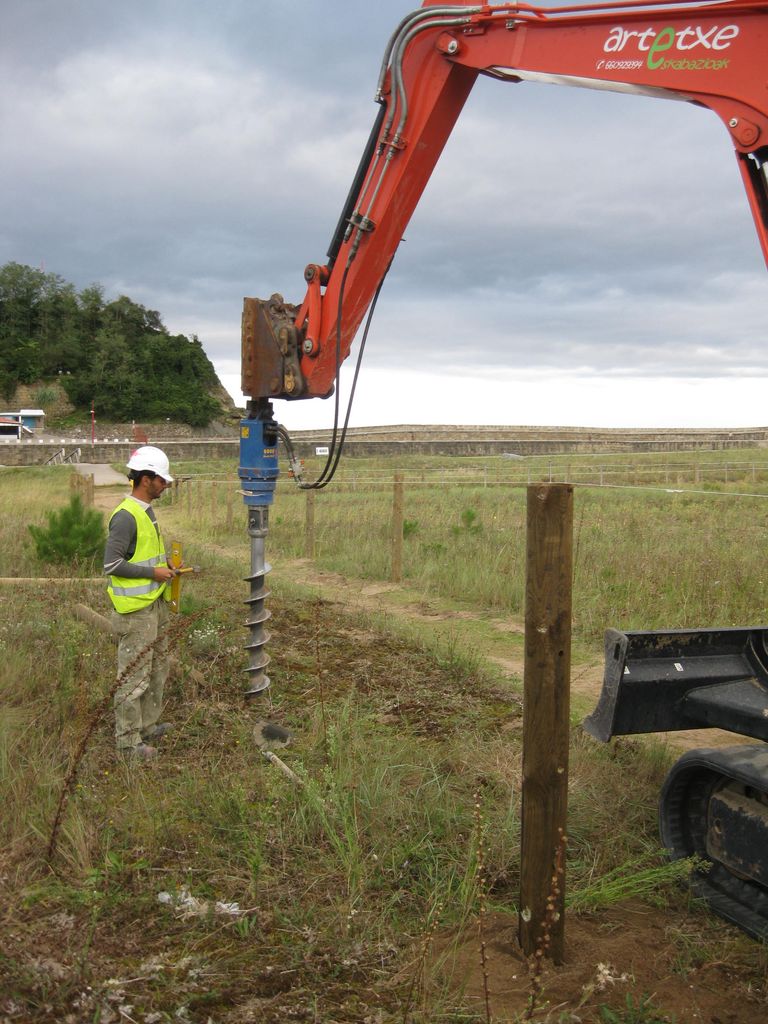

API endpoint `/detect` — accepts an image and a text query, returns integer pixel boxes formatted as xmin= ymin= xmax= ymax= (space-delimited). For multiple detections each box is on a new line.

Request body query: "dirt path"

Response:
xmin=91 ymin=499 xmax=751 ymax=755
xmin=273 ymin=558 xmax=747 ymax=753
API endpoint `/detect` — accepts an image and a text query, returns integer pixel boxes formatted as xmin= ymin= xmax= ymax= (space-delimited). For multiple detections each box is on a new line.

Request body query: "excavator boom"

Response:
xmin=243 ymin=0 xmax=768 ymax=402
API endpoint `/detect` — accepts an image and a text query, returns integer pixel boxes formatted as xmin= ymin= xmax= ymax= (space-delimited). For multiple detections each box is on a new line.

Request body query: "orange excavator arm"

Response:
xmin=242 ymin=0 xmax=768 ymax=403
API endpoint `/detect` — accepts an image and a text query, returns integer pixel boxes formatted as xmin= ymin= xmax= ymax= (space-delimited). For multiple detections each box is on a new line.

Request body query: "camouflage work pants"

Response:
xmin=112 ymin=599 xmax=171 ymax=751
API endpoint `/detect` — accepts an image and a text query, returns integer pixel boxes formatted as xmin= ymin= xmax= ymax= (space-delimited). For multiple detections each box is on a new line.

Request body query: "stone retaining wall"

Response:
xmin=1 ymin=431 xmax=766 ymax=468
xmin=0 ymin=439 xmax=241 ymax=468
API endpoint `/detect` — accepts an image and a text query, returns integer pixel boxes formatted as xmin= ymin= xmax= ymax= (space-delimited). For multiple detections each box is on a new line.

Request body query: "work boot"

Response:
xmin=142 ymin=723 xmax=174 ymax=743
xmin=119 ymin=742 xmax=159 ymax=762
xmin=143 ymin=724 xmax=174 ymax=741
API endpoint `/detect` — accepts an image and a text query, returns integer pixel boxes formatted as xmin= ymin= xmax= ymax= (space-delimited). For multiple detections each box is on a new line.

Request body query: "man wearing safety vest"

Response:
xmin=104 ymin=446 xmax=179 ymax=760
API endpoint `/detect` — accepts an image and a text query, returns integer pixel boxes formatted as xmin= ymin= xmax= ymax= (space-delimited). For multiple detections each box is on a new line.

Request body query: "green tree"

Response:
xmin=0 ymin=261 xmax=228 ymax=426
xmin=63 ymin=327 xmax=142 ymax=420
xmin=0 ymin=262 xmax=46 ymax=342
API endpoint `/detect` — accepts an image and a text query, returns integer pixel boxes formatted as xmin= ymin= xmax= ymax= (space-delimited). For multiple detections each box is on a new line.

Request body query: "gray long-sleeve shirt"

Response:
xmin=104 ymin=496 xmax=166 ymax=579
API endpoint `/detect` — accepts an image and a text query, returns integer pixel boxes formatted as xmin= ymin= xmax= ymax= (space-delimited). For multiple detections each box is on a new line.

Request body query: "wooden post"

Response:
xmin=186 ymin=479 xmax=192 ymax=516
xmin=226 ymin=485 xmax=234 ymax=533
xmin=305 ymin=490 xmax=316 ymax=559
xmin=519 ymin=483 xmax=573 ymax=965
xmin=86 ymin=473 xmax=94 ymax=507
xmin=391 ymin=471 xmax=404 ymax=584
xmin=211 ymin=480 xmax=218 ymax=524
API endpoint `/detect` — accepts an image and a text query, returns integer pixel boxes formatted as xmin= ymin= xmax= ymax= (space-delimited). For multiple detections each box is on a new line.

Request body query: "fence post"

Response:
xmin=86 ymin=474 xmax=94 ymax=507
xmin=519 ymin=483 xmax=573 ymax=965
xmin=391 ymin=471 xmax=404 ymax=584
xmin=211 ymin=480 xmax=218 ymax=524
xmin=226 ymin=484 xmax=234 ymax=532
xmin=305 ymin=490 xmax=316 ymax=559
xmin=186 ymin=479 xmax=192 ymax=517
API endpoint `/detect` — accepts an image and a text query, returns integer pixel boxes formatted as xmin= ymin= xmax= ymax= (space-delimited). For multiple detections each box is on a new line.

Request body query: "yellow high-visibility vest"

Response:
xmin=107 ymin=498 xmax=170 ymax=612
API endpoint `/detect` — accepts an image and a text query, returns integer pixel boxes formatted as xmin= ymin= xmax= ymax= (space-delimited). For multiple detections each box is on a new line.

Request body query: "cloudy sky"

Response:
xmin=2 ymin=0 xmax=766 ymax=430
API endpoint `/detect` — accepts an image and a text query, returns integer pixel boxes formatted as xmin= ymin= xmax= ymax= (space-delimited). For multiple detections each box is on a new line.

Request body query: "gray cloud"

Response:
xmin=1 ymin=0 xmax=766 ymax=426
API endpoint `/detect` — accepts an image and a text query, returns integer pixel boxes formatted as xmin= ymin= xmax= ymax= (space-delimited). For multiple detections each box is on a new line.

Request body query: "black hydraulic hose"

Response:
xmin=282 ymin=257 xmax=392 ymax=491
xmin=308 ymin=261 xmax=391 ymax=489
xmin=291 ymin=257 xmax=352 ymax=490
xmin=745 ymin=146 xmax=768 ymax=227
xmin=319 ymin=256 xmax=352 ymax=483
xmin=326 ymin=101 xmax=387 ymax=271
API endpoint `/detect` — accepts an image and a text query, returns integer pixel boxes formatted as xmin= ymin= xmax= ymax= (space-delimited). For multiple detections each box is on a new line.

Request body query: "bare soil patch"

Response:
xmin=276 ymin=560 xmax=750 ymax=753
xmin=435 ymin=904 xmax=765 ymax=1023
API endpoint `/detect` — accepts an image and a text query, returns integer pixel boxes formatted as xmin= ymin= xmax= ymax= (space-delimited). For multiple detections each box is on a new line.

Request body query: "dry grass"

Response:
xmin=1 ymin=457 xmax=767 ymax=1022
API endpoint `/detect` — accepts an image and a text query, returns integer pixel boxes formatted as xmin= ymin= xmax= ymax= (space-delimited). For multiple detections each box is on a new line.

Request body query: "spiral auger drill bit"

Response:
xmin=244 ymin=508 xmax=272 ymax=695
xmin=239 ymin=398 xmax=279 ymax=699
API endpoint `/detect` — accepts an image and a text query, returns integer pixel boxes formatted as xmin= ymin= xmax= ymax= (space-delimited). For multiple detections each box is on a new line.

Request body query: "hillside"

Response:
xmin=0 ymin=262 xmax=233 ymax=427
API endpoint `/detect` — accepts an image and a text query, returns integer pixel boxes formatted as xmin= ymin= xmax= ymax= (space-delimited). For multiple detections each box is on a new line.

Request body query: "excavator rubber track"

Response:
xmin=660 ymin=745 xmax=768 ymax=941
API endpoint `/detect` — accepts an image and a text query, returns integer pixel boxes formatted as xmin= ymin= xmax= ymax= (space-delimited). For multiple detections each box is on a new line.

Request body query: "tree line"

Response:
xmin=0 ymin=261 xmax=226 ymax=426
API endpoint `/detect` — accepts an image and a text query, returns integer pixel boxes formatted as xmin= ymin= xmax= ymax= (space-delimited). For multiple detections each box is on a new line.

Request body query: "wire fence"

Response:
xmin=163 ymin=459 xmax=768 ymax=640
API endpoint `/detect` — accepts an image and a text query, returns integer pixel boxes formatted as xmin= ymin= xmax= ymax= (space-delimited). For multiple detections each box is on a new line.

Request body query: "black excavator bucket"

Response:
xmin=584 ymin=626 xmax=768 ymax=941
xmin=583 ymin=626 xmax=768 ymax=744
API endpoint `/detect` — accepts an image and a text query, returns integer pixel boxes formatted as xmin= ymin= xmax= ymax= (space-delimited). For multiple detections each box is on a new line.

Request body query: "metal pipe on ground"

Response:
xmin=72 ymin=602 xmax=206 ymax=689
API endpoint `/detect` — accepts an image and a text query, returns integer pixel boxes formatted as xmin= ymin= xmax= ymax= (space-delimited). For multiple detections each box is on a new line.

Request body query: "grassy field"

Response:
xmin=139 ymin=449 xmax=768 ymax=642
xmin=1 ymin=457 xmax=767 ymax=1022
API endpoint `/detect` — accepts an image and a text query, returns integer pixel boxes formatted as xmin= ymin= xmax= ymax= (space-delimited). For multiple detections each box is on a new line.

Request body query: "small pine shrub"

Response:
xmin=403 ymin=518 xmax=419 ymax=539
xmin=28 ymin=495 xmax=106 ymax=568
xmin=451 ymin=507 xmax=482 ymax=536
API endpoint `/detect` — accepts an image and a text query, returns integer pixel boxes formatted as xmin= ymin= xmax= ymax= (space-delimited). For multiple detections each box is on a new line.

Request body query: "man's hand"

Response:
xmin=153 ymin=565 xmax=177 ymax=582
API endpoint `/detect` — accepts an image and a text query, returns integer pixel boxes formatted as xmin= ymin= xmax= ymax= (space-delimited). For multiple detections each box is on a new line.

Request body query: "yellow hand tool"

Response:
xmin=168 ymin=541 xmax=200 ymax=613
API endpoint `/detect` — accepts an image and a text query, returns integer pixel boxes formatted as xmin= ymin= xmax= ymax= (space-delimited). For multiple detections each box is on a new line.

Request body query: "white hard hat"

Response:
xmin=126 ymin=445 xmax=174 ymax=482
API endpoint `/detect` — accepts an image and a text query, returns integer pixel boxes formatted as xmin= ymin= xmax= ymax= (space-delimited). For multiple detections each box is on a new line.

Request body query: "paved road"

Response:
xmin=73 ymin=463 xmax=127 ymax=486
